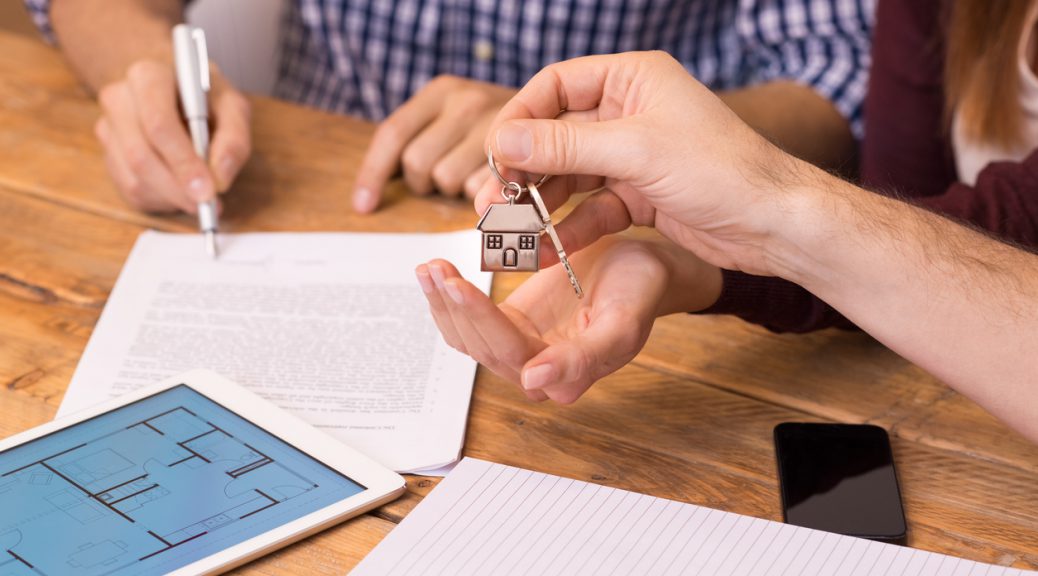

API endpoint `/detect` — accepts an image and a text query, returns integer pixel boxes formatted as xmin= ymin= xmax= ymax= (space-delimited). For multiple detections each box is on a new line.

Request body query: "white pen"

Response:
xmin=173 ymin=24 xmax=219 ymax=258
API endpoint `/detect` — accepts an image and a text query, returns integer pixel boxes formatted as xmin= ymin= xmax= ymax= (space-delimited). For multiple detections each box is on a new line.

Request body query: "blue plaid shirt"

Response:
xmin=26 ymin=0 xmax=874 ymax=137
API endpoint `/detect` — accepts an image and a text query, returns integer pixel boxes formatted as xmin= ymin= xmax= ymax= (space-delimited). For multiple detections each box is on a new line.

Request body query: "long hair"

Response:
xmin=945 ymin=0 xmax=1035 ymax=147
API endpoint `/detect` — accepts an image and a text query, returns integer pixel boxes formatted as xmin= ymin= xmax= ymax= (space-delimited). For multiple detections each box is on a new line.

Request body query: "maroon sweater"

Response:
xmin=701 ymin=0 xmax=1038 ymax=333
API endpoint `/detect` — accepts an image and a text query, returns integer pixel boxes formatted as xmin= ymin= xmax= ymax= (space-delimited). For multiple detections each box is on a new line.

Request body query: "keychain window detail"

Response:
xmin=486 ymin=234 xmax=503 ymax=249
xmin=519 ymin=235 xmax=536 ymax=250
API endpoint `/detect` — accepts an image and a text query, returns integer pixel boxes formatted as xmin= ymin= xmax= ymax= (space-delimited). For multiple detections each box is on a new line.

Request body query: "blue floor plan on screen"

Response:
xmin=0 ymin=385 xmax=365 ymax=576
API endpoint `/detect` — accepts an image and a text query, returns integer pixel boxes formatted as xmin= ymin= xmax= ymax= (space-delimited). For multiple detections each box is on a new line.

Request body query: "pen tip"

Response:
xmin=205 ymin=231 xmax=218 ymax=259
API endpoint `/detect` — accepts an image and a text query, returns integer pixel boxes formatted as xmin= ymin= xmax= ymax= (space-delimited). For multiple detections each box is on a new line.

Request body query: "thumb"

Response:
xmin=519 ymin=311 xmax=644 ymax=404
xmin=490 ymin=118 xmax=638 ymax=180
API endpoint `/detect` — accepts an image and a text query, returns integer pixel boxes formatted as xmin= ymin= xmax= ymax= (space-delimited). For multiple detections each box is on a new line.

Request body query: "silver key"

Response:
xmin=526 ymin=182 xmax=583 ymax=298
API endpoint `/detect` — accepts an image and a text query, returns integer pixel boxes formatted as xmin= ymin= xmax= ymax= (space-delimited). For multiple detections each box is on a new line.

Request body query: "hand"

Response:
xmin=415 ymin=237 xmax=721 ymax=404
xmin=94 ymin=59 xmax=252 ymax=213
xmin=352 ymin=75 xmax=517 ymax=212
xmin=477 ymin=51 xmax=805 ymax=278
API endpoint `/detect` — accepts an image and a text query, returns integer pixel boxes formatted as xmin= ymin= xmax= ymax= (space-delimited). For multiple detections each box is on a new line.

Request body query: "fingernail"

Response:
xmin=429 ymin=263 xmax=446 ymax=289
xmin=415 ymin=268 xmax=434 ymax=294
xmin=523 ymin=364 xmax=556 ymax=390
xmin=443 ymin=280 xmax=464 ymax=304
xmin=353 ymin=186 xmax=376 ymax=213
xmin=496 ymin=122 xmax=532 ymax=162
xmin=187 ymin=177 xmax=214 ymax=202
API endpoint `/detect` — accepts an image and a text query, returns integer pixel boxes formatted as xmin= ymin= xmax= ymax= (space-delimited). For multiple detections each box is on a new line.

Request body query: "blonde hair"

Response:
xmin=945 ymin=0 xmax=1035 ymax=147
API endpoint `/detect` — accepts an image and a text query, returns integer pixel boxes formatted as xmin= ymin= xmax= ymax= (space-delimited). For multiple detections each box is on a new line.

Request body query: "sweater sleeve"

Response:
xmin=695 ymin=0 xmax=954 ymax=334
xmin=913 ymin=151 xmax=1038 ymax=244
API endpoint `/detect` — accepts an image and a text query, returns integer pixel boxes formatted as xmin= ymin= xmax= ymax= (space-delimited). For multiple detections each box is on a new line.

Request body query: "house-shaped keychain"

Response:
xmin=476 ymin=203 xmax=543 ymax=272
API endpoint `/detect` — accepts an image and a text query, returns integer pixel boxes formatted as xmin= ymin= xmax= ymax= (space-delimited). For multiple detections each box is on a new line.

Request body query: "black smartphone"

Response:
xmin=774 ymin=422 xmax=907 ymax=544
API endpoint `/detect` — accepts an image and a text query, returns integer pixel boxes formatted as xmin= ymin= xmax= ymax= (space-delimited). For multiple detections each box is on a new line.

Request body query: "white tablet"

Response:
xmin=0 ymin=369 xmax=405 ymax=575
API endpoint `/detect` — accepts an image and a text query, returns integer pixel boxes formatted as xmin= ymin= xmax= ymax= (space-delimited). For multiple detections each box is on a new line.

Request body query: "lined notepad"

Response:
xmin=351 ymin=458 xmax=1034 ymax=576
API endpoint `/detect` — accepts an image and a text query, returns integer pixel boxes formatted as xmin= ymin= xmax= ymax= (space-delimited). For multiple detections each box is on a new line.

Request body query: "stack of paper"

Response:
xmin=59 ymin=231 xmax=492 ymax=474
xmin=352 ymin=458 xmax=1035 ymax=575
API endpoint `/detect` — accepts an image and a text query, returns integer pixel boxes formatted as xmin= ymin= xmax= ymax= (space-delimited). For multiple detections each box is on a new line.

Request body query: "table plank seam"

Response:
xmin=0 ymin=178 xmax=192 ymax=233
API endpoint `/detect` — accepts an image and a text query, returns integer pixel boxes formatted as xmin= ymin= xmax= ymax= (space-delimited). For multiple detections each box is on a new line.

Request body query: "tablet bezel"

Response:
xmin=0 ymin=369 xmax=406 ymax=575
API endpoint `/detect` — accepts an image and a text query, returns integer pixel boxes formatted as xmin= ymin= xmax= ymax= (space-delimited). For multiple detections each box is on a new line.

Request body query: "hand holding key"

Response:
xmin=476 ymin=51 xmax=799 ymax=278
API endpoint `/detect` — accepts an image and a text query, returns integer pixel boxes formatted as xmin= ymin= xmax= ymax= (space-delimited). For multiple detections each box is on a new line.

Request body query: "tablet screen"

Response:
xmin=0 ymin=385 xmax=365 ymax=575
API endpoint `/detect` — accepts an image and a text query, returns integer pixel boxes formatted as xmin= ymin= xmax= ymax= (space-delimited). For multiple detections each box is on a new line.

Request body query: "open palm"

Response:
xmin=416 ymin=236 xmax=718 ymax=403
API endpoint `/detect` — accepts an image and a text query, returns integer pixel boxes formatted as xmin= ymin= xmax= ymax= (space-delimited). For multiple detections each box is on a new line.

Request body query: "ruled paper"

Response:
xmin=350 ymin=458 xmax=1035 ymax=576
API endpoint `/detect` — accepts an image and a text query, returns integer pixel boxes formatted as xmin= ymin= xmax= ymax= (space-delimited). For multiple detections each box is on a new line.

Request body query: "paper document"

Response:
xmin=352 ymin=458 xmax=1035 ymax=575
xmin=60 ymin=231 xmax=492 ymax=474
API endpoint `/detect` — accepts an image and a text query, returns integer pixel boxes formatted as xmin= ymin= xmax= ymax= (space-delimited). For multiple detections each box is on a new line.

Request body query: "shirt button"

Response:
xmin=473 ymin=40 xmax=494 ymax=62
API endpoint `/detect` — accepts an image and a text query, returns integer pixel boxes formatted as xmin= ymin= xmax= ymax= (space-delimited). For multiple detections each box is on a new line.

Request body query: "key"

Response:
xmin=526 ymin=182 xmax=583 ymax=298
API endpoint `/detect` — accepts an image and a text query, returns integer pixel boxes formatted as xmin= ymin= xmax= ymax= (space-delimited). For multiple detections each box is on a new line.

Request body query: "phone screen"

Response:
xmin=774 ymin=423 xmax=906 ymax=543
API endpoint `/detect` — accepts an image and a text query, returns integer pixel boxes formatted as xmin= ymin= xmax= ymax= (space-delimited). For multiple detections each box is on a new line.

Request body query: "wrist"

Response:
xmin=758 ymin=159 xmax=855 ymax=290
xmin=651 ymin=240 xmax=723 ymax=315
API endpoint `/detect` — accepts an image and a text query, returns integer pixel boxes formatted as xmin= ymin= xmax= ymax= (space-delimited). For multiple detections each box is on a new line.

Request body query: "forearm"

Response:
xmin=719 ymin=82 xmax=857 ymax=172
xmin=772 ymin=162 xmax=1038 ymax=441
xmin=51 ymin=0 xmax=182 ymax=92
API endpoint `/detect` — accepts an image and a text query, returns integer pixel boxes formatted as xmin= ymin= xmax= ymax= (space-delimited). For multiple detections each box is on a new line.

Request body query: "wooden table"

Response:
xmin=1 ymin=31 xmax=1036 ymax=573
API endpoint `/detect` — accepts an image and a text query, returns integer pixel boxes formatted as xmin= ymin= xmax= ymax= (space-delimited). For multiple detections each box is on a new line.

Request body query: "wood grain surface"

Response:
xmin=0 ymin=31 xmax=1035 ymax=572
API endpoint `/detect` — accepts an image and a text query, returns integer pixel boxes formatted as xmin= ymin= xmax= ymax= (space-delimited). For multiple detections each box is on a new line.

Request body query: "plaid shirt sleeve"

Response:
xmin=22 ymin=0 xmax=55 ymax=43
xmin=736 ymin=0 xmax=876 ymax=139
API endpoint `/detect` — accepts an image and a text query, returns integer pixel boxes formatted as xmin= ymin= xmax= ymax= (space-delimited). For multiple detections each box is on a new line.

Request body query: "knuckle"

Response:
xmin=430 ymin=162 xmax=464 ymax=195
xmin=140 ymin=112 xmax=172 ymax=142
xmin=119 ymin=178 xmax=146 ymax=208
xmin=498 ymin=348 xmax=527 ymax=370
xmin=123 ymin=147 xmax=151 ymax=173
xmin=428 ymin=74 xmax=459 ymax=92
xmin=545 ymin=123 xmax=579 ymax=172
xmin=221 ymin=138 xmax=250 ymax=165
xmin=452 ymin=87 xmax=491 ymax=113
xmin=471 ymin=348 xmax=501 ymax=371
xmin=465 ymin=172 xmax=490 ymax=199
xmin=374 ymin=121 xmax=405 ymax=152
xmin=97 ymin=83 xmax=123 ymax=111
xmin=126 ymin=61 xmax=149 ymax=83
xmin=401 ymin=145 xmax=431 ymax=177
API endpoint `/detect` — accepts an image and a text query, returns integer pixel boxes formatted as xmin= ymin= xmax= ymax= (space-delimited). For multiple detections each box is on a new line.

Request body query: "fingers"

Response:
xmin=98 ymin=82 xmax=196 ymax=213
xmin=126 ymin=61 xmax=215 ymax=204
xmin=537 ymin=188 xmax=633 ymax=266
xmin=416 ymin=260 xmax=547 ymax=391
xmin=415 ymin=263 xmax=465 ymax=352
xmin=424 ymin=261 xmax=520 ymax=383
xmin=491 ymin=52 xmax=679 ymax=129
xmin=208 ymin=79 xmax=252 ymax=193
xmin=464 ymin=165 xmax=492 ymax=199
xmin=353 ymin=77 xmax=454 ymax=212
xmin=401 ymin=113 xmax=469 ymax=197
xmin=432 ymin=128 xmax=487 ymax=198
xmin=95 ymin=118 xmax=180 ymax=212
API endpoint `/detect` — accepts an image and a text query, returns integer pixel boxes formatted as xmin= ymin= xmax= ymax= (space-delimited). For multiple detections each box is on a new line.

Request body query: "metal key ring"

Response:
xmin=500 ymin=181 xmax=523 ymax=203
xmin=487 ymin=149 xmax=551 ymax=191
